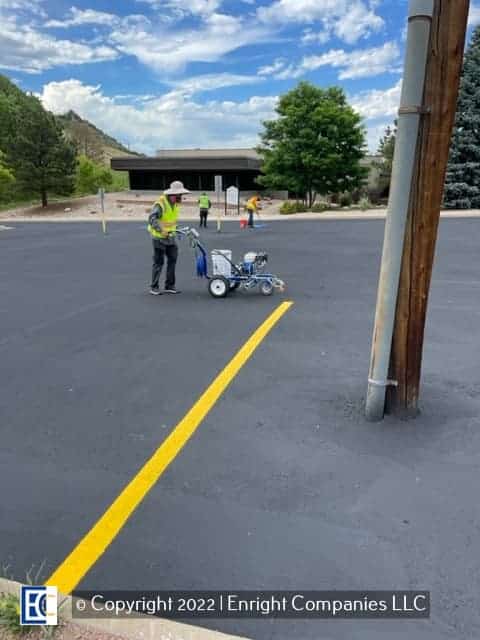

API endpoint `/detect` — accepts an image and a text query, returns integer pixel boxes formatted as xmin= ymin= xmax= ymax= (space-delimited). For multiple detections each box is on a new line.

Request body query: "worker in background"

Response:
xmin=246 ymin=194 xmax=261 ymax=228
xmin=148 ymin=180 xmax=190 ymax=295
xmin=198 ymin=192 xmax=211 ymax=228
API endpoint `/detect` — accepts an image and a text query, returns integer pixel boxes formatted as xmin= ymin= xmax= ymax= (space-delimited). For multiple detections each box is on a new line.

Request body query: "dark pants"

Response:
xmin=151 ymin=241 xmax=178 ymax=290
xmin=199 ymin=209 xmax=209 ymax=227
xmin=247 ymin=209 xmax=254 ymax=227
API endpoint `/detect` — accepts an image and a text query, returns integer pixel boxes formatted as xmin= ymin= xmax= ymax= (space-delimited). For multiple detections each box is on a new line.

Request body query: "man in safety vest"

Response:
xmin=197 ymin=192 xmax=211 ymax=228
xmin=148 ymin=180 xmax=190 ymax=295
xmin=246 ymin=194 xmax=261 ymax=228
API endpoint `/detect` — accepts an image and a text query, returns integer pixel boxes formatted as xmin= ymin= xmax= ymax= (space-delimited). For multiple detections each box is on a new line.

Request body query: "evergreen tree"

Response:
xmin=0 ymin=74 xmax=77 ymax=207
xmin=375 ymin=121 xmax=397 ymax=198
xmin=257 ymin=81 xmax=367 ymax=207
xmin=444 ymin=26 xmax=480 ymax=209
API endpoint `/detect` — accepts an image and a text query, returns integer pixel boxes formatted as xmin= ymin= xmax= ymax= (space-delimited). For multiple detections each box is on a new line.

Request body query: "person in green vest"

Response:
xmin=147 ymin=180 xmax=190 ymax=295
xmin=197 ymin=192 xmax=211 ymax=228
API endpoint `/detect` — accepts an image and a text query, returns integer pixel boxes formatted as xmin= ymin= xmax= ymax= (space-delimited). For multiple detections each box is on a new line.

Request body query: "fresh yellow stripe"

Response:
xmin=46 ymin=301 xmax=293 ymax=595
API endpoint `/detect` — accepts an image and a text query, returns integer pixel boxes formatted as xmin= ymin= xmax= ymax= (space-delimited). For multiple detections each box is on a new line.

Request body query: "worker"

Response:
xmin=148 ymin=180 xmax=190 ymax=295
xmin=246 ymin=194 xmax=261 ymax=228
xmin=198 ymin=192 xmax=211 ymax=228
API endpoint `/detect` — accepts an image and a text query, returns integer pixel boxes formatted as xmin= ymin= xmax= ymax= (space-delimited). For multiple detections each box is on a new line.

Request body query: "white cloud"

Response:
xmin=301 ymin=29 xmax=330 ymax=45
xmin=109 ymin=12 xmax=271 ymax=73
xmin=350 ymin=79 xmax=401 ymax=120
xmin=258 ymin=0 xmax=384 ymax=45
xmin=274 ymin=41 xmax=400 ymax=80
xmin=135 ymin=0 xmax=222 ymax=17
xmin=169 ymin=72 xmax=261 ymax=94
xmin=258 ymin=59 xmax=286 ymax=76
xmin=45 ymin=7 xmax=118 ymax=28
xmin=468 ymin=4 xmax=480 ymax=26
xmin=0 ymin=16 xmax=118 ymax=73
xmin=39 ymin=79 xmax=278 ymax=153
xmin=0 ymin=0 xmax=46 ymax=17
xmin=350 ymin=80 xmax=402 ymax=151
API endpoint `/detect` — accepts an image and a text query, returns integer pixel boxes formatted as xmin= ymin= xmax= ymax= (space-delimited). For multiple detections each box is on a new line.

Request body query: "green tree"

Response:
xmin=257 ymin=81 xmax=367 ymax=207
xmin=0 ymin=151 xmax=15 ymax=199
xmin=0 ymin=75 xmax=77 ymax=207
xmin=374 ymin=121 xmax=397 ymax=198
xmin=444 ymin=26 xmax=480 ymax=209
xmin=378 ymin=121 xmax=396 ymax=176
xmin=75 ymin=155 xmax=113 ymax=195
xmin=10 ymin=97 xmax=77 ymax=207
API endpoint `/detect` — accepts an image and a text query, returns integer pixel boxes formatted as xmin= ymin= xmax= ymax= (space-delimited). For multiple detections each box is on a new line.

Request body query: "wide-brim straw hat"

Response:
xmin=164 ymin=180 xmax=190 ymax=195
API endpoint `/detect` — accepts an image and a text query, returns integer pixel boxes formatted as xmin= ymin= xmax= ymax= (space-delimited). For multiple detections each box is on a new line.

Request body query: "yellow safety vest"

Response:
xmin=148 ymin=195 xmax=179 ymax=239
xmin=198 ymin=195 xmax=210 ymax=209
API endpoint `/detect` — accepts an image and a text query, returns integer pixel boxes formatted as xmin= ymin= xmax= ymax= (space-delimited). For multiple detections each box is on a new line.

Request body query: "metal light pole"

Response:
xmin=366 ymin=0 xmax=434 ymax=421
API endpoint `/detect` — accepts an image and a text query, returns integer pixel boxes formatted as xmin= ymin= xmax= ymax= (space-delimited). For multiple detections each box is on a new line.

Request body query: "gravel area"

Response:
xmin=0 ymin=193 xmax=283 ymax=221
xmin=0 ymin=620 xmax=129 ymax=640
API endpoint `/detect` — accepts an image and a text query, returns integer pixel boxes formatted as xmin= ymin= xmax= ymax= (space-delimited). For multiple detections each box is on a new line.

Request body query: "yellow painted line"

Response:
xmin=46 ymin=301 xmax=293 ymax=595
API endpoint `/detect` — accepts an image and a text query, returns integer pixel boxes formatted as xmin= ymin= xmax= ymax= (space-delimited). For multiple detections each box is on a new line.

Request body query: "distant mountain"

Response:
xmin=57 ymin=110 xmax=142 ymax=164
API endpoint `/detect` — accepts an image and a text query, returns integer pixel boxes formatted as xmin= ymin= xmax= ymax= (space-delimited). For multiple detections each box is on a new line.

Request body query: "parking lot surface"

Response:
xmin=1 ymin=219 xmax=480 ymax=639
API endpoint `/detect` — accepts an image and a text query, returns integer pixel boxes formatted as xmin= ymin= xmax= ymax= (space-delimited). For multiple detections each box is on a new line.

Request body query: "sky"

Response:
xmin=1 ymin=0 xmax=479 ymax=155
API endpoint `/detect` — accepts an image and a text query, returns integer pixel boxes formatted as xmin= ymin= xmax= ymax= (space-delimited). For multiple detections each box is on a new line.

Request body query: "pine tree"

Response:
xmin=444 ymin=26 xmax=480 ymax=209
xmin=0 ymin=74 xmax=77 ymax=207
xmin=9 ymin=95 xmax=77 ymax=207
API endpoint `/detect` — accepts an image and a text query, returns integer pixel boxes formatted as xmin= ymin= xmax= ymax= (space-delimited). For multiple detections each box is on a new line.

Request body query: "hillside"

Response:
xmin=57 ymin=110 xmax=142 ymax=164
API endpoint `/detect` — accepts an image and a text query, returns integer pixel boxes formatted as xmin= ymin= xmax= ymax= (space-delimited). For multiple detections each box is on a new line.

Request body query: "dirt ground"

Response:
xmin=0 ymin=192 xmax=283 ymax=221
xmin=0 ymin=620 xmax=128 ymax=640
xmin=1 ymin=192 xmax=479 ymax=223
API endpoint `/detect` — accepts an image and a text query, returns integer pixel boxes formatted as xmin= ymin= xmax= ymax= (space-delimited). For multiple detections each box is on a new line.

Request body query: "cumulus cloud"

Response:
xmin=271 ymin=41 xmax=400 ymax=81
xmin=0 ymin=16 xmax=118 ymax=73
xmin=45 ymin=7 xmax=118 ymax=28
xmin=258 ymin=0 xmax=383 ymax=44
xmin=39 ymin=79 xmax=277 ymax=153
xmin=350 ymin=80 xmax=402 ymax=151
xmin=350 ymin=79 xmax=401 ymax=120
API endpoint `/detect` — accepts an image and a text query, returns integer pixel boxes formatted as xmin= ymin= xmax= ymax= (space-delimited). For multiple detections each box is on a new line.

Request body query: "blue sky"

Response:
xmin=1 ymin=0 xmax=479 ymax=154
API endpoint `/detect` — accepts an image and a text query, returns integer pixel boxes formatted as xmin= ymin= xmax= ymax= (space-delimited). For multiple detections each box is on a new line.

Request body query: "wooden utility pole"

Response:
xmin=386 ymin=0 xmax=470 ymax=415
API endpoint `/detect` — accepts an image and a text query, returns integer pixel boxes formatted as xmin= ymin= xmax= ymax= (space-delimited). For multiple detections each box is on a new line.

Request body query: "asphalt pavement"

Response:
xmin=1 ymin=219 xmax=480 ymax=639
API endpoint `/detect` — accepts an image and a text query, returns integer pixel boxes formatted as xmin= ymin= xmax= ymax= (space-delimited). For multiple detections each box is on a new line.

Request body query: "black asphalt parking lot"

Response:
xmin=1 ymin=219 xmax=480 ymax=640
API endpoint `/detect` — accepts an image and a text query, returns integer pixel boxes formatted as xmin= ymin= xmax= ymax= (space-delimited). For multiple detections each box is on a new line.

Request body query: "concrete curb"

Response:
xmin=0 ymin=578 xmax=249 ymax=640
xmin=1 ymin=211 xmax=480 ymax=223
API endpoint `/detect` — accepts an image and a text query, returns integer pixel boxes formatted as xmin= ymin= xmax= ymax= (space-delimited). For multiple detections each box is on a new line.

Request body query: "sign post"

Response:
xmin=99 ymin=188 xmax=107 ymax=235
xmin=226 ymin=186 xmax=239 ymax=216
xmin=214 ymin=175 xmax=222 ymax=233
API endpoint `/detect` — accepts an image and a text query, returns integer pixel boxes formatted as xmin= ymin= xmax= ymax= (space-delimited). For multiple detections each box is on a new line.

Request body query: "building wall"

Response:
xmin=129 ymin=170 xmax=262 ymax=192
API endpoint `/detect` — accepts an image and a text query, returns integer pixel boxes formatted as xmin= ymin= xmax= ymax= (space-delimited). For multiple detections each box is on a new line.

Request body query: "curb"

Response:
xmin=1 ymin=211 xmax=480 ymax=224
xmin=0 ymin=578 xmax=250 ymax=640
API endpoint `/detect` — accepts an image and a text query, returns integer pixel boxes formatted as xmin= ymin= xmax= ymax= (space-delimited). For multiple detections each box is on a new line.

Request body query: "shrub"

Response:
xmin=0 ymin=593 xmax=24 ymax=634
xmin=75 ymin=155 xmax=113 ymax=195
xmin=359 ymin=197 xmax=372 ymax=211
xmin=280 ymin=201 xmax=308 ymax=214
xmin=310 ymin=201 xmax=329 ymax=212
xmin=339 ymin=192 xmax=353 ymax=207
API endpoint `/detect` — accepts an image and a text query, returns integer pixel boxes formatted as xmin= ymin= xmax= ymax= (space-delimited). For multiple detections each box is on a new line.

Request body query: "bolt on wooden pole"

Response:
xmin=386 ymin=0 xmax=470 ymax=416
